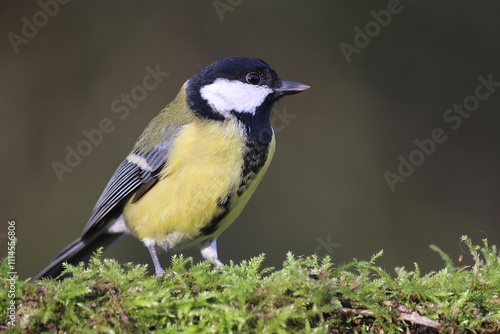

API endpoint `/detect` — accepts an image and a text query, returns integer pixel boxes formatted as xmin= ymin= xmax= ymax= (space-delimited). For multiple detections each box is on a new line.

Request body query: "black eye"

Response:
xmin=245 ymin=72 xmax=261 ymax=85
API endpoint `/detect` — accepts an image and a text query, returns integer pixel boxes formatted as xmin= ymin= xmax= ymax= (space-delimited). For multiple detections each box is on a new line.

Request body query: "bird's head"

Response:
xmin=186 ymin=57 xmax=309 ymax=122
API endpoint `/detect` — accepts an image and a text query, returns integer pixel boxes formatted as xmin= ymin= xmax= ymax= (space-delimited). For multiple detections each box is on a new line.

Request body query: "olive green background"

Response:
xmin=1 ymin=1 xmax=500 ymax=279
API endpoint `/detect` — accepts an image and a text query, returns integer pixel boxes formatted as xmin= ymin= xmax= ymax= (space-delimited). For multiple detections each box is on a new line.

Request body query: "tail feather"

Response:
xmin=34 ymin=232 xmax=125 ymax=280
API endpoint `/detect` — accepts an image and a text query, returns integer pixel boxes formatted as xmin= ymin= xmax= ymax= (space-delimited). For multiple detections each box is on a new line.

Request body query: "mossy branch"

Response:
xmin=1 ymin=236 xmax=500 ymax=333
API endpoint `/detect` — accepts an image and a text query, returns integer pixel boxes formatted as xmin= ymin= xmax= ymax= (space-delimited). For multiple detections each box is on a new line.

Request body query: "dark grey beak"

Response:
xmin=274 ymin=80 xmax=310 ymax=95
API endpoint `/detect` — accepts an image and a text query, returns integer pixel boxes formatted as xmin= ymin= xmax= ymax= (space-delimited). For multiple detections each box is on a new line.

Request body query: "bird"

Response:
xmin=35 ymin=57 xmax=309 ymax=279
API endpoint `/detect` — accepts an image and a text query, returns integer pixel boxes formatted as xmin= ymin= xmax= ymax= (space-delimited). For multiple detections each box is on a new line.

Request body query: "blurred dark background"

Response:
xmin=1 ymin=1 xmax=500 ymax=279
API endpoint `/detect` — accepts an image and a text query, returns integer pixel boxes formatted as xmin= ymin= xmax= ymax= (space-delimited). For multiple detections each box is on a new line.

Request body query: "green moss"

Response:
xmin=1 ymin=236 xmax=500 ymax=333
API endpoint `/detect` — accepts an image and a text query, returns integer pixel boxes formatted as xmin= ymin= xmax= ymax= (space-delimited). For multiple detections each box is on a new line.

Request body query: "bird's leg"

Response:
xmin=200 ymin=238 xmax=223 ymax=268
xmin=147 ymin=243 xmax=165 ymax=276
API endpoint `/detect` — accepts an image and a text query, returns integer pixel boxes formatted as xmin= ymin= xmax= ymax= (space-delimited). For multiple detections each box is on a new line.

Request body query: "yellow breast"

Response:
xmin=122 ymin=118 xmax=248 ymax=244
xmin=207 ymin=134 xmax=275 ymax=238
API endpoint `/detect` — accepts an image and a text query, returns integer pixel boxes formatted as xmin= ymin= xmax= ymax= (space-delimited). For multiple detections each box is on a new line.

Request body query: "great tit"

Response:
xmin=35 ymin=57 xmax=309 ymax=279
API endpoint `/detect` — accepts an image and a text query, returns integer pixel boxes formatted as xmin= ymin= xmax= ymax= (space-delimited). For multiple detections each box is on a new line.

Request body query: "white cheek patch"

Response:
xmin=200 ymin=78 xmax=273 ymax=116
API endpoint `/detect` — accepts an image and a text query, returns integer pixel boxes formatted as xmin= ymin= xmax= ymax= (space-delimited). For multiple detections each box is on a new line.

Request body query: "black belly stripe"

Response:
xmin=199 ymin=139 xmax=270 ymax=236
xmin=200 ymin=208 xmax=230 ymax=236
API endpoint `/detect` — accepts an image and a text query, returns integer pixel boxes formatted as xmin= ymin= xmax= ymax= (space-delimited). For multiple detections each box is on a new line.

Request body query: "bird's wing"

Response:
xmin=82 ymin=125 xmax=182 ymax=235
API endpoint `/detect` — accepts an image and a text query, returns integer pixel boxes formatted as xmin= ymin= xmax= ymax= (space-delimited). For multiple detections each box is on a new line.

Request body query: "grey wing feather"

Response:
xmin=82 ymin=134 xmax=178 ymax=234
